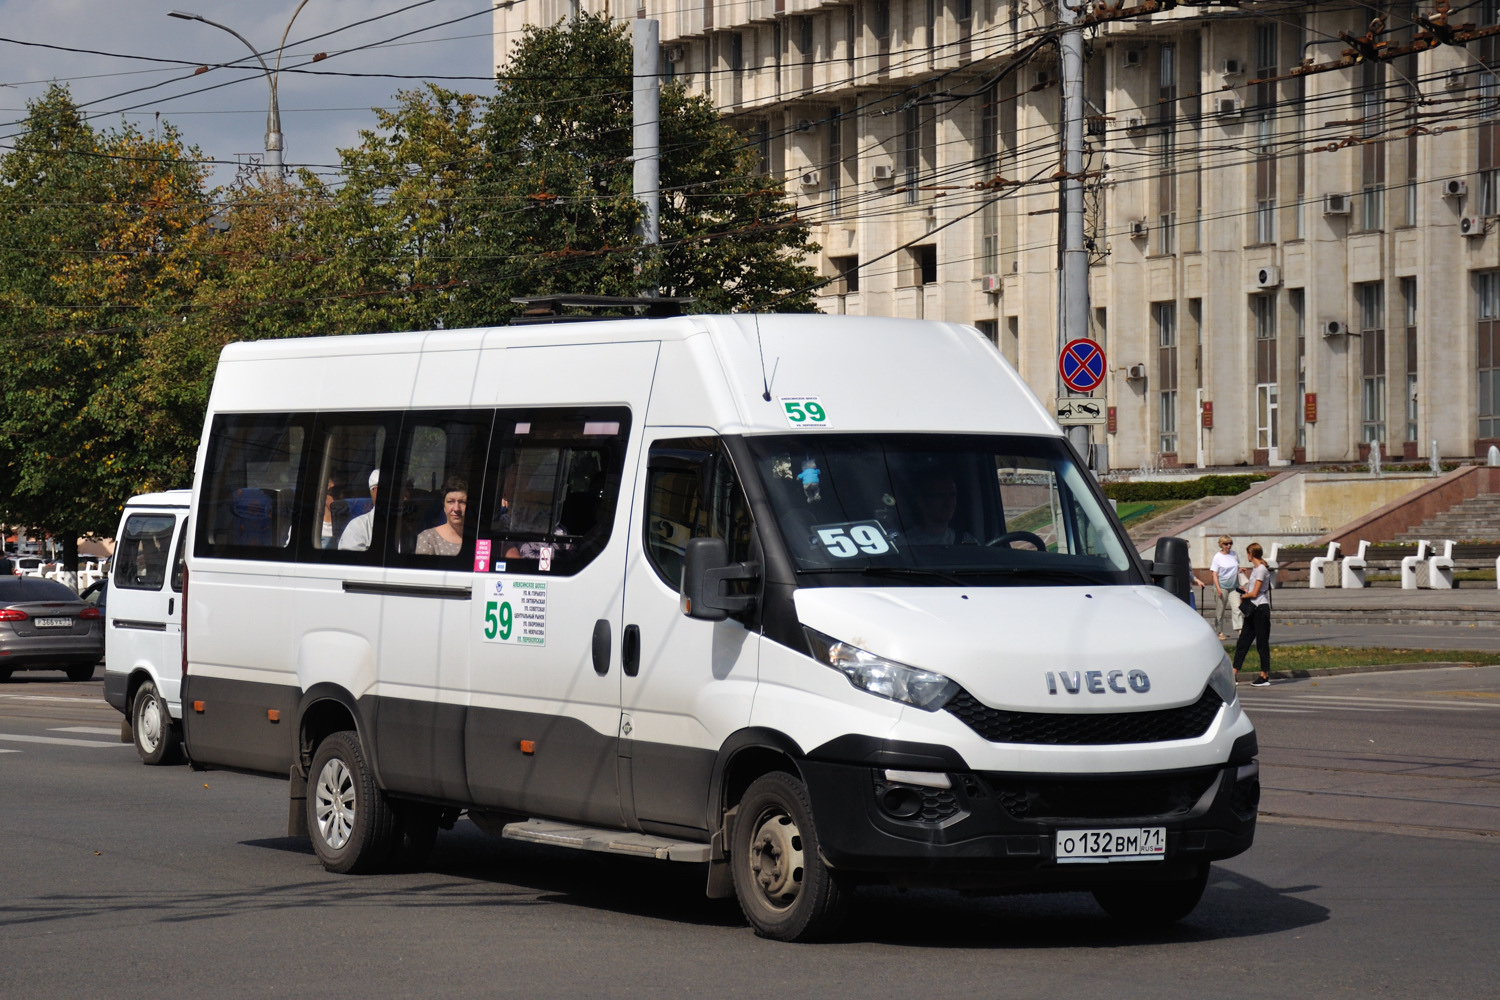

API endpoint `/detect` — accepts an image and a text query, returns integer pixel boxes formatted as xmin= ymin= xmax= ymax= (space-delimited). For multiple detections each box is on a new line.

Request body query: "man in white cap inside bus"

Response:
xmin=338 ymin=469 xmax=380 ymax=552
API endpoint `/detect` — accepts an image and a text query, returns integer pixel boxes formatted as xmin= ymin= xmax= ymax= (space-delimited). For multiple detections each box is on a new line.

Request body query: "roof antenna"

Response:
xmin=754 ymin=312 xmax=778 ymax=401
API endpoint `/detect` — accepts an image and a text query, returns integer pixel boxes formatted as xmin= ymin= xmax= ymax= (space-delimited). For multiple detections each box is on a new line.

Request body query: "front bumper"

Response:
xmin=801 ymin=733 xmax=1258 ymax=889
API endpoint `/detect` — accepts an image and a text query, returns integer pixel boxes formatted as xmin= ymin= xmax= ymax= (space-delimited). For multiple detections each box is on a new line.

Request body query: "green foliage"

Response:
xmin=1101 ymin=475 xmax=1269 ymax=502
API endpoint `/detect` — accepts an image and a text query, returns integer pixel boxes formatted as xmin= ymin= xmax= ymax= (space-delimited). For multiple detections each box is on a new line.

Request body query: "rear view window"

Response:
xmin=115 ymin=514 xmax=177 ymax=591
xmin=0 ymin=577 xmax=79 ymax=602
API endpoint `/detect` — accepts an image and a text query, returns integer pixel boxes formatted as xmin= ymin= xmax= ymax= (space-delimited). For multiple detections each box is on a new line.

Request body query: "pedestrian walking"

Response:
xmin=1233 ymin=542 xmax=1273 ymax=687
xmin=1209 ymin=535 xmax=1242 ymax=640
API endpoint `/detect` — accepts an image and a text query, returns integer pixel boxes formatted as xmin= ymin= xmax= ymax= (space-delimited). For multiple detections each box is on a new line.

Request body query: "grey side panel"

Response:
xmin=181 ymin=674 xmax=299 ymax=774
xmin=631 ymin=742 xmax=716 ymax=834
xmin=465 ymin=707 xmax=623 ymax=828
xmin=375 ymin=698 xmax=468 ymax=801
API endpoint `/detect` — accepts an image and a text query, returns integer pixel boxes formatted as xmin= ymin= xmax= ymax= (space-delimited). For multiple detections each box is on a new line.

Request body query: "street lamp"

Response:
xmin=169 ymin=2 xmax=312 ymax=172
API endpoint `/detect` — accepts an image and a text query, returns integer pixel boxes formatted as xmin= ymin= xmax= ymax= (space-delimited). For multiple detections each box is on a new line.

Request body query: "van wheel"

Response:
xmin=66 ymin=663 xmax=96 ymax=682
xmin=307 ymin=731 xmax=395 ymax=875
xmin=131 ymin=680 xmax=182 ymax=766
xmin=729 ymin=772 xmax=848 ymax=942
xmin=1092 ymin=865 xmax=1210 ymax=926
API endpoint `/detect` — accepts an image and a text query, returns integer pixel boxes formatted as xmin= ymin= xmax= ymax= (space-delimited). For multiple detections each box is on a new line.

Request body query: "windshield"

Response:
xmin=744 ymin=433 xmax=1137 ymax=586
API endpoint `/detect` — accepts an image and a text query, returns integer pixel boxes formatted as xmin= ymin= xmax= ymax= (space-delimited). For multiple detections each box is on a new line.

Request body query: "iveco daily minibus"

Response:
xmin=180 ymin=314 xmax=1257 ymax=941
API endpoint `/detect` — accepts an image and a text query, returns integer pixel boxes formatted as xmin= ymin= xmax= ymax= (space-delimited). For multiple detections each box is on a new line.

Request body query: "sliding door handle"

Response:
xmin=592 ymin=619 xmax=612 ymax=676
xmin=622 ymin=624 xmax=641 ymax=677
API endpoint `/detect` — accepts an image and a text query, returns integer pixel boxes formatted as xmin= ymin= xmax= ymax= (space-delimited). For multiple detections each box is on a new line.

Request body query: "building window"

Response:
xmin=1482 ymin=61 xmax=1500 ymax=216
xmin=1478 ymin=271 xmax=1500 ymax=440
xmin=1254 ymin=294 xmax=1278 ymax=451
xmin=1154 ymin=302 xmax=1178 ymax=455
xmin=1360 ymin=61 xmax=1386 ymax=231
xmin=828 ymin=255 xmax=859 ymax=313
xmin=917 ymin=244 xmax=937 ymax=284
xmin=975 ymin=320 xmax=998 ymax=345
xmin=1404 ymin=278 xmax=1419 ymax=443
xmin=1359 ymin=282 xmax=1387 ymax=445
xmin=979 ymin=84 xmax=999 ymax=274
xmin=904 ymin=104 xmax=920 ymax=204
xmin=1291 ymin=288 xmax=1306 ymax=448
xmin=1253 ymin=25 xmax=1277 ymax=244
xmin=827 ymin=108 xmax=843 ymax=216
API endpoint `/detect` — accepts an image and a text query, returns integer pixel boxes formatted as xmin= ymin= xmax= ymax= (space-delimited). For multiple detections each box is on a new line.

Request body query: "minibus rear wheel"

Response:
xmin=131 ymin=680 xmax=182 ymax=766
xmin=308 ymin=730 xmax=396 ymax=874
xmin=1092 ymin=865 xmax=1210 ymax=925
xmin=730 ymin=772 xmax=849 ymax=942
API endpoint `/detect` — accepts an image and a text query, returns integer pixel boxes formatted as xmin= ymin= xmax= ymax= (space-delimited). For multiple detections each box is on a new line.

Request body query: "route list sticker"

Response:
xmin=483 ymin=578 xmax=547 ymax=646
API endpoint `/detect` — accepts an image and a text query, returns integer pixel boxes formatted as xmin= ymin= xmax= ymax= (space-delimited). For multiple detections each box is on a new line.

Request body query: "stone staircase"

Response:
xmin=1394 ymin=492 xmax=1500 ymax=543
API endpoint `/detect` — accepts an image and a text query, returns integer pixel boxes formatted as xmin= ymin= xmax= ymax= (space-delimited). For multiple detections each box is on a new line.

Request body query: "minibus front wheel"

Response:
xmin=308 ymin=730 xmax=396 ymax=874
xmin=730 ymin=772 xmax=849 ymax=942
xmin=1092 ymin=864 xmax=1210 ymax=926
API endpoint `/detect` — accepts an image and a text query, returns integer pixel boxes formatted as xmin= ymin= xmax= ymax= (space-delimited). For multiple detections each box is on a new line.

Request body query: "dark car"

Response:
xmin=0 ymin=577 xmax=104 ymax=682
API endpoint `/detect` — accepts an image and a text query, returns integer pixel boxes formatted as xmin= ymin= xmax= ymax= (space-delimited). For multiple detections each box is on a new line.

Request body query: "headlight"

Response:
xmin=1208 ymin=652 xmax=1238 ymax=706
xmin=806 ymin=629 xmax=958 ymax=711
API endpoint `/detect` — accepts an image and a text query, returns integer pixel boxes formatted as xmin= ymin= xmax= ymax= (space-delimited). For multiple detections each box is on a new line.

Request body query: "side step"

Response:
xmin=500 ymin=819 xmax=711 ymax=863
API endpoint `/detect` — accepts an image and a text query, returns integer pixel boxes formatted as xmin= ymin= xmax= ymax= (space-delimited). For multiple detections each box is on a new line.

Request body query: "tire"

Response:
xmin=131 ymin=680 xmax=183 ymax=766
xmin=388 ymin=804 xmax=440 ymax=872
xmin=729 ymin=771 xmax=849 ymax=942
xmin=0 ymin=668 xmax=11 ymax=682
xmin=1092 ymin=865 xmax=1211 ymax=926
xmin=306 ymin=730 xmax=395 ymax=875
xmin=66 ymin=663 xmax=96 ymax=682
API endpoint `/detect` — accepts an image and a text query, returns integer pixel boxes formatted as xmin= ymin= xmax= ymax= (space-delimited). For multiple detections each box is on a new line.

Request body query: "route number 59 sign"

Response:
xmin=780 ymin=396 xmax=831 ymax=428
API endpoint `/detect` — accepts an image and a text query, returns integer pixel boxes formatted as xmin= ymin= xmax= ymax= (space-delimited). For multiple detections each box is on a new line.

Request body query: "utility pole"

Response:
xmin=633 ymin=17 xmax=662 ymax=290
xmin=1057 ymin=0 xmax=1093 ymax=463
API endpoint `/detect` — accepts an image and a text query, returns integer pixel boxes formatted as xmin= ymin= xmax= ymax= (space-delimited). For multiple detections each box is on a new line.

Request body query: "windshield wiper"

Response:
xmin=950 ymin=566 xmax=1114 ymax=585
xmin=858 ymin=566 xmax=967 ymax=586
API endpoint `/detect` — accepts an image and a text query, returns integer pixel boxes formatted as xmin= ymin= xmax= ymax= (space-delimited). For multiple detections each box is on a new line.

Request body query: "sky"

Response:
xmin=0 ymin=0 xmax=498 ymax=187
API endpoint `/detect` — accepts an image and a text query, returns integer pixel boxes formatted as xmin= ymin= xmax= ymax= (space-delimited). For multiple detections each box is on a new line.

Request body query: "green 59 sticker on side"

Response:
xmin=780 ymin=396 xmax=831 ymax=428
xmin=482 ymin=578 xmax=547 ymax=646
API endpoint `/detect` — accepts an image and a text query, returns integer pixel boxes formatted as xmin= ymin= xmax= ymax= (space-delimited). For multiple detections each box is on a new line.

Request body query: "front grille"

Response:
xmin=987 ymin=769 xmax=1220 ymax=822
xmin=944 ymin=687 xmax=1223 ymax=745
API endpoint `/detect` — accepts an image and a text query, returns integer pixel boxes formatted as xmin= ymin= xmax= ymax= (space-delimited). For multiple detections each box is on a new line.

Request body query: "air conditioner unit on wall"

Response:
xmin=795 ymin=119 xmax=816 ymax=132
xmin=1216 ymin=97 xmax=1242 ymax=118
xmin=1444 ymin=178 xmax=1468 ymax=198
xmin=1223 ymin=58 xmax=1245 ymax=76
xmin=1126 ymin=363 xmax=1148 ymax=380
xmin=1323 ymin=320 xmax=1348 ymax=337
xmin=1122 ymin=49 xmax=1143 ymax=69
xmin=1256 ymin=266 xmax=1282 ymax=288
xmin=799 ymin=170 xmax=820 ymax=188
xmin=980 ymin=274 xmax=1002 ymax=294
xmin=871 ymin=164 xmax=894 ymax=181
xmin=1129 ymin=219 xmax=1148 ymax=239
xmin=1124 ymin=115 xmax=1146 ymax=132
xmin=1323 ymin=193 xmax=1351 ymax=215
xmin=664 ymin=45 xmax=685 ymax=63
xmin=1462 ymin=215 xmax=1486 ymax=237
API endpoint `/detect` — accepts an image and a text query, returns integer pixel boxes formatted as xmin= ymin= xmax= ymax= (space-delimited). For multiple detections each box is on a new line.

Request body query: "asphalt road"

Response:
xmin=2 ymin=666 xmax=1499 ymax=999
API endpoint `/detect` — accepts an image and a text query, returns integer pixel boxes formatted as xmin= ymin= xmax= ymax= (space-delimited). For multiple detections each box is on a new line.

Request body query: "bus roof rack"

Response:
xmin=509 ymin=294 xmax=693 ymax=324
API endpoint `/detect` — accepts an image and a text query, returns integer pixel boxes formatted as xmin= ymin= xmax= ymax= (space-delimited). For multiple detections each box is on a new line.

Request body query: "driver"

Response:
xmin=901 ymin=474 xmax=977 ymax=545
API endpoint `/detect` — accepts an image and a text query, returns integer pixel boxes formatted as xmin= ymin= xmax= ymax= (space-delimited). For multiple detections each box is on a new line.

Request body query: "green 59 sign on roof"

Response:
xmin=780 ymin=396 xmax=831 ymax=428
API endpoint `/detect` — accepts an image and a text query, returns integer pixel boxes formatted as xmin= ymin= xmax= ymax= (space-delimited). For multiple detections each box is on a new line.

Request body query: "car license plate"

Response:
xmin=1055 ymin=827 xmax=1166 ymax=863
xmin=34 ymin=617 xmax=73 ymax=628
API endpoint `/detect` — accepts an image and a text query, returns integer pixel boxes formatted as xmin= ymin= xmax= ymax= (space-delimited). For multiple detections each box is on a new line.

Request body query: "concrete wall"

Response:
xmin=1320 ymin=465 xmax=1500 ymax=550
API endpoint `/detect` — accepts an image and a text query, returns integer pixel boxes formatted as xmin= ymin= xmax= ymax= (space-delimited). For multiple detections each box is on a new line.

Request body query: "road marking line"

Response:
xmin=1241 ymin=702 xmax=1394 ymax=713
xmin=1270 ymin=696 xmax=1492 ymax=711
xmin=1239 ymin=706 xmax=1316 ymax=714
xmin=0 ymin=749 xmax=19 ymax=754
xmin=0 ymin=694 xmax=113 ymax=706
xmin=49 ymin=727 xmax=120 ymax=736
xmin=0 ymin=734 xmax=128 ymax=748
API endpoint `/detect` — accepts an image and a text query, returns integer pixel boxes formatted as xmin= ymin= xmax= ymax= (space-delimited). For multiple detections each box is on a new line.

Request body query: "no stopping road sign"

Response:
xmin=1059 ymin=338 xmax=1106 ymax=393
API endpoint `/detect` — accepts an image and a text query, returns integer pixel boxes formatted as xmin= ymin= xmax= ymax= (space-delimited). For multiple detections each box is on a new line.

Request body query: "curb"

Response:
xmin=1232 ymin=660 xmax=1481 ymax=681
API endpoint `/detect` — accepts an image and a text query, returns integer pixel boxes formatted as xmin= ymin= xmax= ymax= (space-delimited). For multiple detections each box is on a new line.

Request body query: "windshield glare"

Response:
xmin=745 ymin=433 xmax=1136 ymax=586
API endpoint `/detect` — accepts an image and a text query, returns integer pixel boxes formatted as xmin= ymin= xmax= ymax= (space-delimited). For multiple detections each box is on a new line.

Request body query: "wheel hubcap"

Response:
xmin=314 ymin=758 xmax=356 ymax=850
xmin=136 ymin=696 xmax=161 ymax=753
xmin=748 ymin=810 xmax=805 ymax=908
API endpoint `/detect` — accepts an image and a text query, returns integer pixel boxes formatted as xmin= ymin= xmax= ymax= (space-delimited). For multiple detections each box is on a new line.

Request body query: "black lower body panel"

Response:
xmin=103 ymin=671 xmax=129 ymax=713
xmin=181 ymin=674 xmax=300 ymax=775
xmin=799 ymin=758 xmax=1257 ymax=890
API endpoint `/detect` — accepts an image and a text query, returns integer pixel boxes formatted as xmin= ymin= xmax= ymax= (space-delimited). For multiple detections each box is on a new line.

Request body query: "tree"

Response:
xmin=469 ymin=13 xmax=819 ymax=319
xmin=0 ymin=87 xmax=215 ymax=558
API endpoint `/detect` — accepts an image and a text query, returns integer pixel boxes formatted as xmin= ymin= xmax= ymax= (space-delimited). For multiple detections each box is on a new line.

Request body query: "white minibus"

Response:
xmin=180 ymin=314 xmax=1257 ymax=941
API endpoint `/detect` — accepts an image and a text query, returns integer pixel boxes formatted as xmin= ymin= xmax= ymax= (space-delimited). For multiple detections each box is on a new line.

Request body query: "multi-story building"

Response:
xmin=495 ymin=1 xmax=1500 ymax=468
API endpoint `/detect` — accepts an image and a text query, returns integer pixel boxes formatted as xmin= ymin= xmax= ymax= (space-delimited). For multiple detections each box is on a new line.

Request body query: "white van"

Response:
xmin=181 ymin=315 xmax=1257 ymax=941
xmin=102 ymin=490 xmax=191 ymax=764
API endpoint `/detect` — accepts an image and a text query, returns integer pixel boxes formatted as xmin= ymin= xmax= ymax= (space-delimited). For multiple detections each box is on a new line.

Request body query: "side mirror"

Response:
xmin=1150 ymin=536 xmax=1192 ymax=605
xmin=681 ymin=537 xmax=758 ymax=621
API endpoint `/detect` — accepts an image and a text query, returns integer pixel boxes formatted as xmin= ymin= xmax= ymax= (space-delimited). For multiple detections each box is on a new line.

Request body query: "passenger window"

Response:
xmin=483 ymin=408 xmax=631 ymax=576
xmin=645 ymin=437 xmax=755 ymax=589
xmin=197 ymin=416 xmax=306 ymax=559
xmin=305 ymin=416 xmax=394 ymax=562
xmin=387 ymin=413 xmax=492 ymax=568
xmin=115 ymin=514 xmax=176 ymax=591
xmin=170 ymin=518 xmax=189 ymax=593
